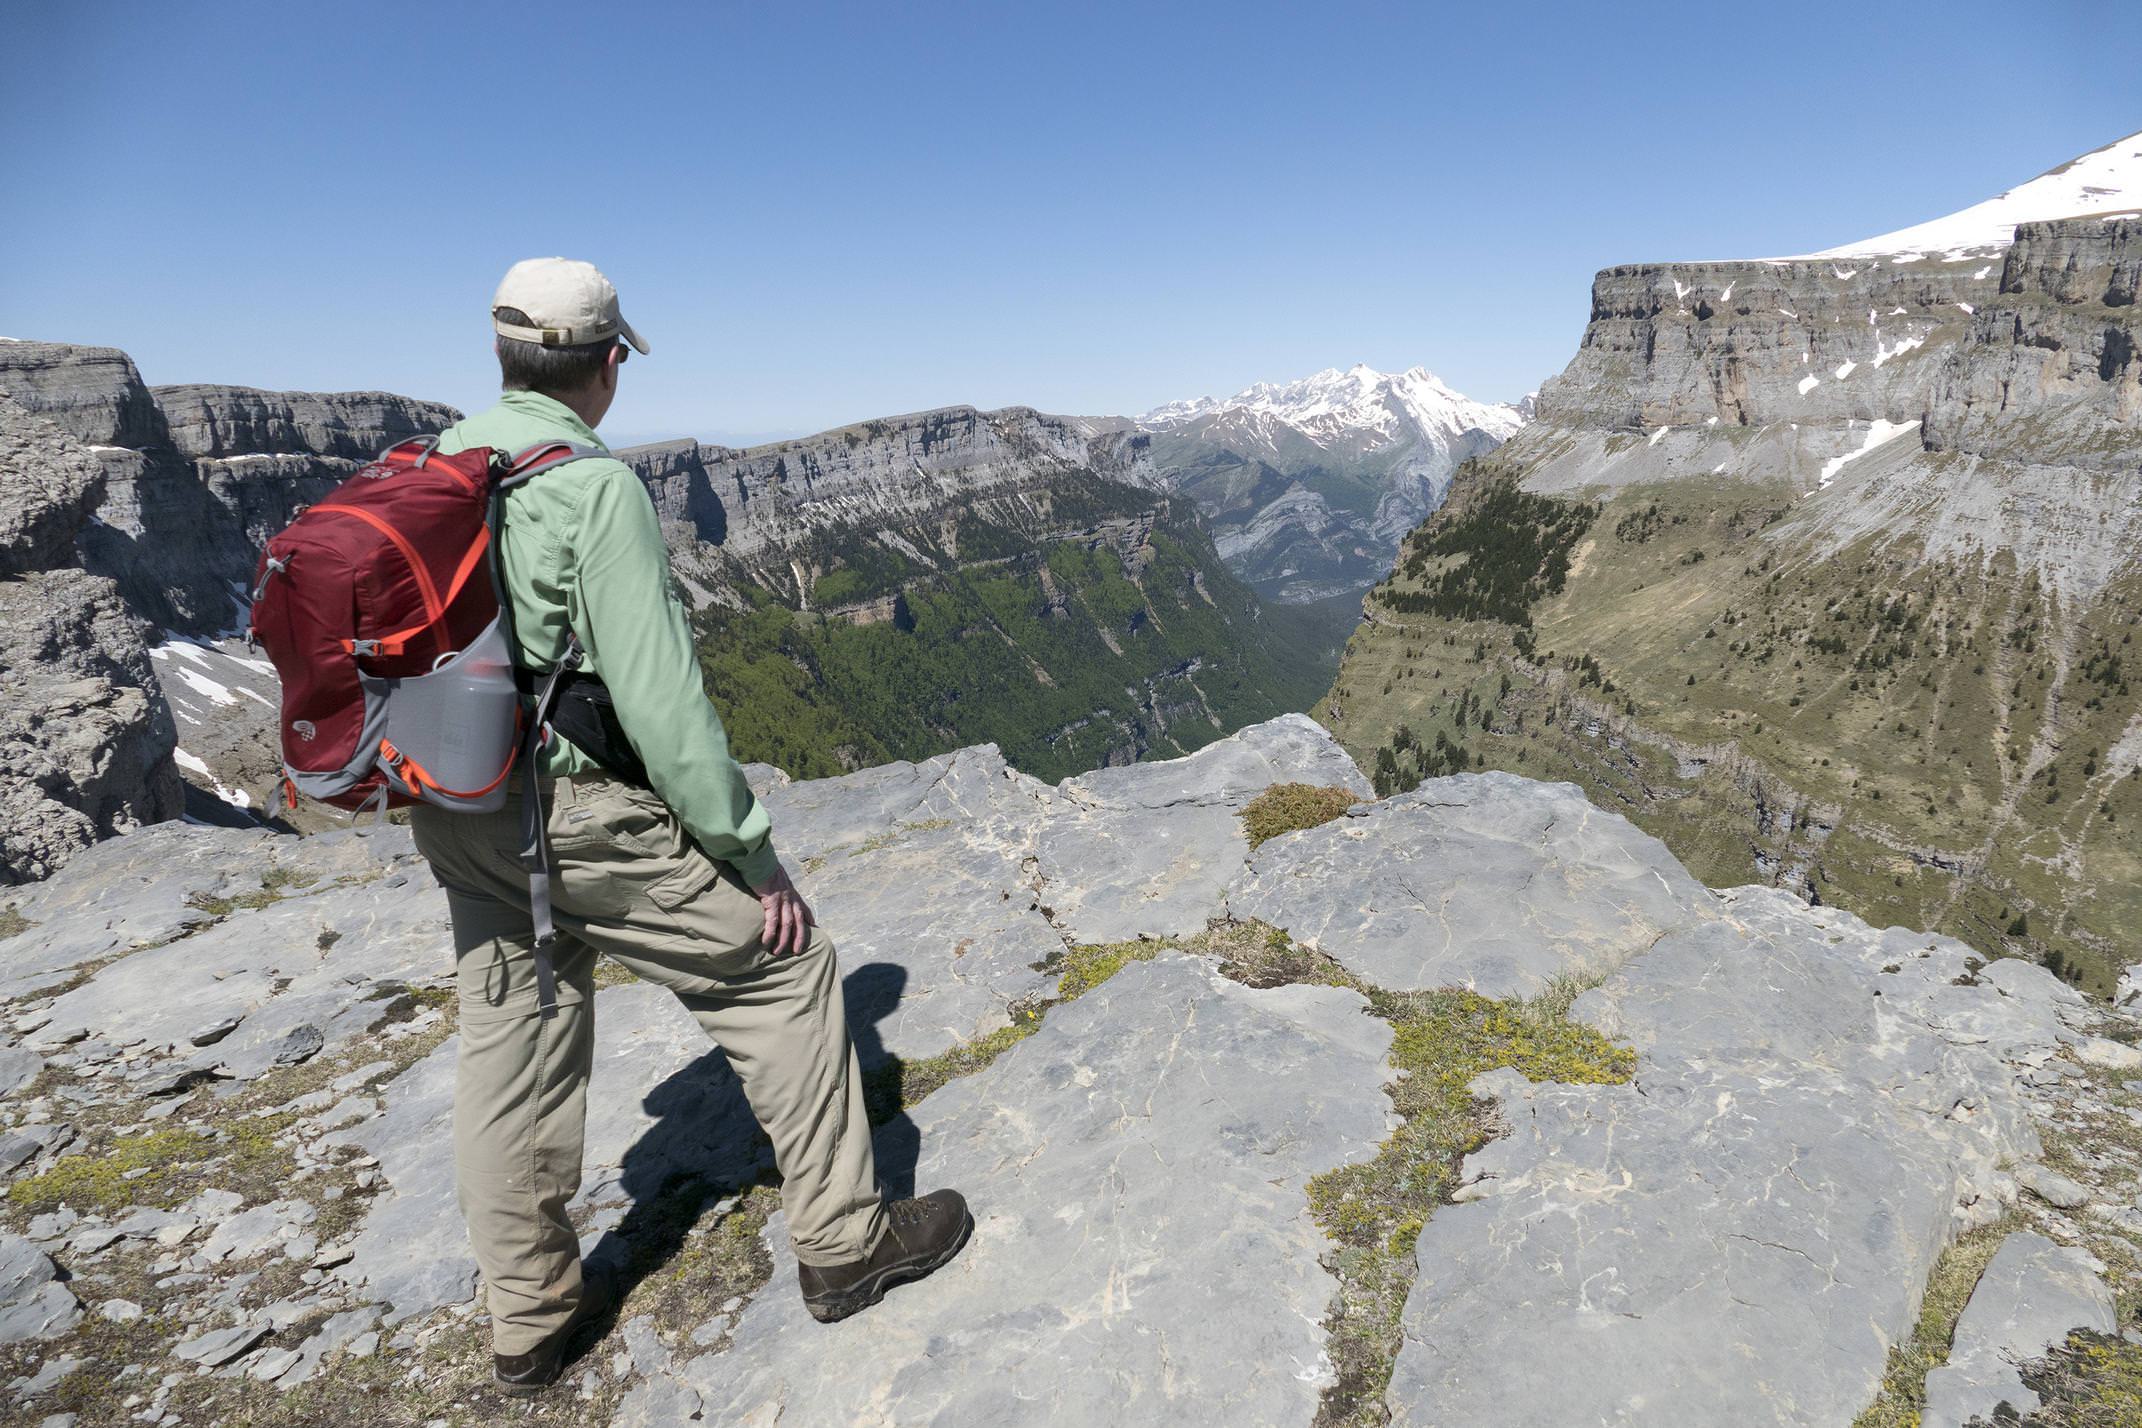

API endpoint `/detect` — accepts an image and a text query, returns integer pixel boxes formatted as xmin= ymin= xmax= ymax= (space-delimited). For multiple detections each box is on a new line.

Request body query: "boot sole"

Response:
xmin=804 ymin=1210 xmax=974 ymax=1324
xmin=495 ymin=1373 xmax=558 ymax=1400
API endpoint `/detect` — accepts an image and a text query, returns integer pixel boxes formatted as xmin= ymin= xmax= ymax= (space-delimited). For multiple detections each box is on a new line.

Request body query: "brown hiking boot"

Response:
xmin=492 ymin=1260 xmax=618 ymax=1398
xmin=797 ymin=1189 xmax=973 ymax=1323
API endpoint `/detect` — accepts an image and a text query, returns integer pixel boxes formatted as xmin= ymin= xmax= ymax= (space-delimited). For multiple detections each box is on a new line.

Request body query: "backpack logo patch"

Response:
xmin=292 ymin=719 xmax=317 ymax=743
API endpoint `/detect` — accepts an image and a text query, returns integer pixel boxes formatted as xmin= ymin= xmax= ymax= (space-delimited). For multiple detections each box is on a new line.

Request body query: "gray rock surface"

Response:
xmin=1384 ymin=888 xmax=2080 ymax=1427
xmin=1 ymin=714 xmax=2135 ymax=1424
xmin=757 ymin=745 xmax=1065 ymax=1063
xmin=24 ymin=833 xmax=443 ymax=1080
xmin=0 ymin=1232 xmax=80 ymax=1344
xmin=172 ymin=1320 xmax=270 ymax=1367
xmin=1039 ymin=712 xmax=1372 ymax=944
xmin=0 ymin=821 xmax=387 ymax=999
xmin=621 ymin=955 xmax=1395 ymax=1428
xmin=1920 ymin=1231 xmax=2117 ymax=1428
xmin=1229 ymin=771 xmax=1712 ymax=996
xmin=2014 ymin=1162 xmax=2093 ymax=1211
xmin=0 ymin=1045 xmax=41 ymax=1096
xmin=0 ymin=394 xmax=104 ymax=581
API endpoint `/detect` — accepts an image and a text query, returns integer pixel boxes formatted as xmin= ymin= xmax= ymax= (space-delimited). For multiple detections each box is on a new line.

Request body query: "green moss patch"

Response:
xmin=1242 ymin=782 xmax=1359 ymax=849
xmin=7 ymin=1127 xmax=218 ymax=1213
xmin=1309 ymin=976 xmax=1635 ymax=1426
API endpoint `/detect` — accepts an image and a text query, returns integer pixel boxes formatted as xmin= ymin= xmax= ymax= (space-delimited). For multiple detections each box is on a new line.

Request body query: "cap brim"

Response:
xmin=617 ymin=315 xmax=650 ymax=356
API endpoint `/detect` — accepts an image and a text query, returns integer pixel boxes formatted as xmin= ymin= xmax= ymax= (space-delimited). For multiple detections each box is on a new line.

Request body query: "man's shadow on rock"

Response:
xmin=577 ymin=960 xmax=925 ymax=1343
xmin=846 ymin=961 xmax=922 ymax=1198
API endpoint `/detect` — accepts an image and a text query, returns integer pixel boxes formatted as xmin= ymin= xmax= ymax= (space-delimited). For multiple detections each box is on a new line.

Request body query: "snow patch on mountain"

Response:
xmin=1805 ymin=129 xmax=2142 ymax=260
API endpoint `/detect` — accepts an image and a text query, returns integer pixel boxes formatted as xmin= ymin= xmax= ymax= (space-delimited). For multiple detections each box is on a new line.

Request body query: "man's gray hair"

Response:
xmin=493 ymin=306 xmax=615 ymax=395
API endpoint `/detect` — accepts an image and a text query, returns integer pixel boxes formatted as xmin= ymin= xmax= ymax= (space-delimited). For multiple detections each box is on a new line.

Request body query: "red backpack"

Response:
xmin=247 ymin=435 xmax=600 ymax=815
xmin=247 ymin=434 xmax=604 ymax=1017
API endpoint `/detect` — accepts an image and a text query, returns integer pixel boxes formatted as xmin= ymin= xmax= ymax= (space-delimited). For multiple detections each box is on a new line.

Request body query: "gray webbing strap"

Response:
xmin=493 ymin=440 xmax=603 ymax=1020
xmin=518 ymin=634 xmax=586 ymax=1020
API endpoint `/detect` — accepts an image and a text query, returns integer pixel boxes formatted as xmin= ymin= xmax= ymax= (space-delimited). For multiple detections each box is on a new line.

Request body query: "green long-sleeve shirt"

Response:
xmin=437 ymin=390 xmax=780 ymax=887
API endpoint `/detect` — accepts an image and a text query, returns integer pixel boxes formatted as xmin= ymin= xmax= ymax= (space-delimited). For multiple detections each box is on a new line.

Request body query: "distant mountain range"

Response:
xmin=614 ymin=409 xmax=1335 ymax=781
xmin=0 ymin=344 xmax=1344 ymax=874
xmin=1320 ymin=128 xmax=2142 ymax=992
xmin=1136 ymin=364 xmax=1527 ymax=604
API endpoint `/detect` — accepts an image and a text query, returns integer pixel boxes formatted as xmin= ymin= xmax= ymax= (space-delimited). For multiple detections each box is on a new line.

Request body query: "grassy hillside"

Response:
xmin=695 ymin=500 xmax=1340 ymax=783
xmin=1319 ymin=457 xmax=2142 ymax=994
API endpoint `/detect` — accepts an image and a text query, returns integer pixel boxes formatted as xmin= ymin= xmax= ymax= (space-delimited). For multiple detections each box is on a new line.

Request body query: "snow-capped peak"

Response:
xmin=1807 ymin=129 xmax=2142 ymax=261
xmin=1139 ymin=363 xmax=1525 ymax=447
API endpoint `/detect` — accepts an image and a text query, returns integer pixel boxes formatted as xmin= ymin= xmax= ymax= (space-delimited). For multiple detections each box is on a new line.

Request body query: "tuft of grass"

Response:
xmin=1851 ymin=1216 xmax=2020 ymax=1428
xmin=1050 ymin=938 xmax=1166 ymax=1000
xmin=1309 ymin=978 xmax=1635 ymax=1426
xmin=2012 ymin=1328 xmax=2142 ymax=1426
xmin=184 ymin=865 xmax=322 ymax=920
xmin=1208 ymin=920 xmax=1355 ymax=990
xmin=261 ymin=865 xmax=318 ymax=894
xmin=864 ymin=1020 xmax=1041 ymax=1125
xmin=0 ymin=905 xmax=29 ymax=941
xmin=866 ymin=934 xmax=1169 ymax=1122
xmin=1242 ymin=782 xmax=1360 ymax=849
xmin=7 ymin=1106 xmax=318 ymax=1218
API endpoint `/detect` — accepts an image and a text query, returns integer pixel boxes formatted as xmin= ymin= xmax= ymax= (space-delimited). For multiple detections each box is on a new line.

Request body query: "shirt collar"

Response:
xmin=499 ymin=389 xmax=608 ymax=451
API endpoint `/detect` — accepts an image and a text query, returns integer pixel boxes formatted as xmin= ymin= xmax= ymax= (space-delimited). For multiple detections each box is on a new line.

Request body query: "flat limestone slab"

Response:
xmin=27 ymin=856 xmax=448 ymax=1080
xmin=1385 ymin=898 xmax=2066 ymax=1427
xmin=1037 ymin=713 xmax=1373 ymax=945
xmin=0 ymin=823 xmax=412 ymax=1001
xmin=330 ymin=983 xmax=767 ymax=1325
xmin=1228 ymin=772 xmax=1713 ymax=998
xmin=759 ymin=746 xmax=1068 ymax=1065
xmin=1921 ymin=1231 xmax=2118 ymax=1428
xmin=617 ymin=955 xmax=1396 ymax=1428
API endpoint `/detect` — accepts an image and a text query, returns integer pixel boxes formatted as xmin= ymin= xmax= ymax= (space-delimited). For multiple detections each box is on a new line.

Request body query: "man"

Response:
xmin=410 ymin=257 xmax=971 ymax=1397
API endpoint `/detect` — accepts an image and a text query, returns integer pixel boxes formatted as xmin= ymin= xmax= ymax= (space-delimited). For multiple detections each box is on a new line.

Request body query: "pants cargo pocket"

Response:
xmin=647 ymin=849 xmax=723 ymax=913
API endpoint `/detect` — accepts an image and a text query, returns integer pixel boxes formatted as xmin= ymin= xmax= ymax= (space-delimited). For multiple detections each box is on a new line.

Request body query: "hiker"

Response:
xmin=407 ymin=258 xmax=972 ymax=1395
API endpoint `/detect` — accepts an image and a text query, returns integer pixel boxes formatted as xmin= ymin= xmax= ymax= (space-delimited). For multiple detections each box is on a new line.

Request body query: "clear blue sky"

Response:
xmin=5 ymin=1 xmax=2135 ymax=446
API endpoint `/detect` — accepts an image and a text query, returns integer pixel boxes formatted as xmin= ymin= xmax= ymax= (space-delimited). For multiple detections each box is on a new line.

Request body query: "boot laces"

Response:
xmin=888 ymin=1196 xmax=938 ymax=1228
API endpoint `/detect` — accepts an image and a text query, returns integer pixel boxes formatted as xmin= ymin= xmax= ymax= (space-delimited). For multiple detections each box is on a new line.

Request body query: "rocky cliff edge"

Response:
xmin=1 ymin=714 xmax=2135 ymax=1426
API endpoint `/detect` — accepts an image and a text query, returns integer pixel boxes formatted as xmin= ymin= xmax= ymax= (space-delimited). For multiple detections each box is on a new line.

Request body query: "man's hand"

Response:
xmin=750 ymin=863 xmax=816 ymax=958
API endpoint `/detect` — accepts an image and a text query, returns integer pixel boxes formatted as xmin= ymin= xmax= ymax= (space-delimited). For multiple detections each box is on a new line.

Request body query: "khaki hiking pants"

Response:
xmin=410 ymin=773 xmax=885 ymax=1355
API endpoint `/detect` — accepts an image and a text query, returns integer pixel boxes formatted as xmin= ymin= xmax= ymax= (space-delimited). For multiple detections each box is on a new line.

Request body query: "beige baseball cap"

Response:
xmin=490 ymin=257 xmax=650 ymax=354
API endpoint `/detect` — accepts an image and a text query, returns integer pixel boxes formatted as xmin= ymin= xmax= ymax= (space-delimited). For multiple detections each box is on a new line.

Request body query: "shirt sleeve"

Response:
xmin=565 ymin=461 xmax=781 ymax=888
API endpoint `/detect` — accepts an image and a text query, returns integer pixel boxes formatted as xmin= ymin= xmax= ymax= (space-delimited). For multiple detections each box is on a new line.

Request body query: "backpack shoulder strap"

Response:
xmin=497 ymin=440 xmax=609 ymax=488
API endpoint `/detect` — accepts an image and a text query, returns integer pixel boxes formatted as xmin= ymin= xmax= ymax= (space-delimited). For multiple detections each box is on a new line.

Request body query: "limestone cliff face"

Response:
xmin=0 ymin=342 xmax=461 ymax=858
xmin=0 ymin=391 xmax=181 ymax=883
xmin=626 ymin=406 xmax=1160 ymax=584
xmin=1324 ymin=196 xmax=2142 ymax=989
xmin=0 ymin=345 xmax=463 ymax=634
xmin=151 ymin=383 xmax=455 ymax=463
xmin=620 ymin=407 xmax=1322 ymax=780
xmin=151 ymin=383 xmax=458 ymax=554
